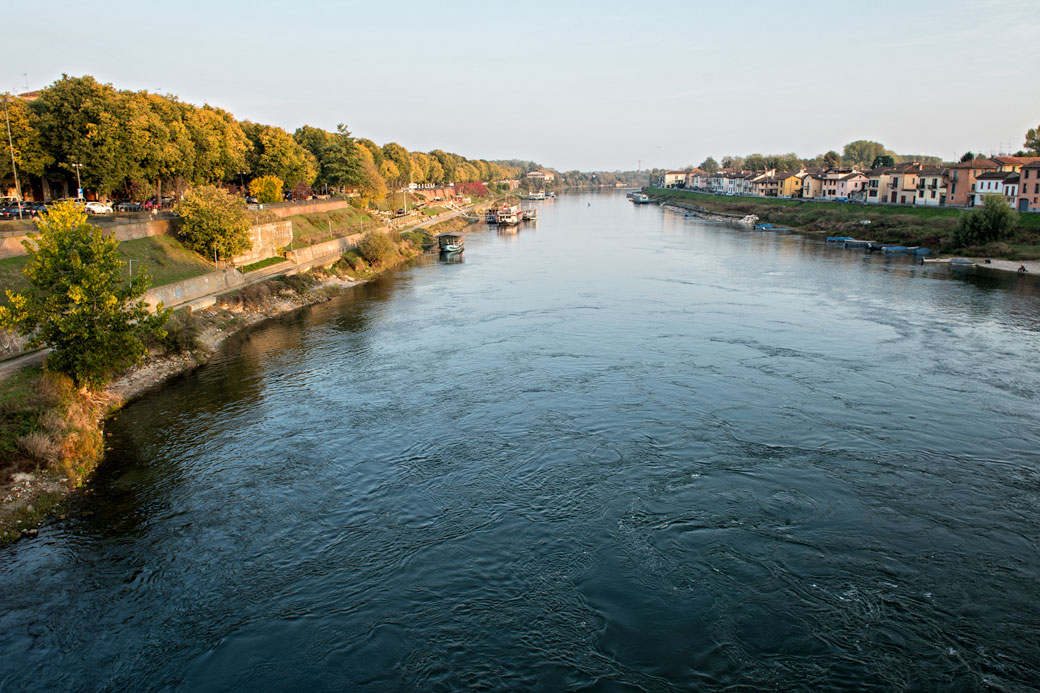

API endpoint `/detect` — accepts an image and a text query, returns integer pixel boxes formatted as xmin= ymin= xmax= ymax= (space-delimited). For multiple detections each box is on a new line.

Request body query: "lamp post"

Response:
xmin=70 ymin=162 xmax=84 ymax=199
xmin=3 ymin=92 xmax=23 ymax=217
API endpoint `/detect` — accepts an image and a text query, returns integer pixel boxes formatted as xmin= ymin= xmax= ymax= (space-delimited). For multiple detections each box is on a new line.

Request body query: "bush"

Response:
xmin=249 ymin=175 xmax=284 ymax=204
xmin=356 ymin=231 xmax=397 ymax=266
xmin=956 ymin=194 xmax=1017 ymax=247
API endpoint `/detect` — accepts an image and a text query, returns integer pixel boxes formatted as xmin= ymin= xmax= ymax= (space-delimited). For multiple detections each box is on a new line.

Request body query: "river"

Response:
xmin=2 ymin=191 xmax=1039 ymax=691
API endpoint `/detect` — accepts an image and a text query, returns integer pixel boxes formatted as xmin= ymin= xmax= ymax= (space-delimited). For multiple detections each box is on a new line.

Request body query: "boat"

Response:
xmin=949 ymin=257 xmax=977 ymax=269
xmin=497 ymin=205 xmax=521 ymax=225
xmin=882 ymin=245 xmax=909 ymax=254
xmin=842 ymin=239 xmax=871 ymax=249
xmin=826 ymin=236 xmax=854 ymax=243
xmin=545 ymin=191 xmax=556 ymax=199
xmin=630 ymin=193 xmax=650 ymax=204
xmin=912 ymin=248 xmax=932 ymax=256
xmin=485 ymin=209 xmax=498 ymax=223
xmin=437 ymin=232 xmax=464 ymax=255
xmin=753 ymin=223 xmax=774 ymax=230
xmin=522 ymin=208 xmax=538 ymax=221
xmin=529 ymin=191 xmax=546 ymax=200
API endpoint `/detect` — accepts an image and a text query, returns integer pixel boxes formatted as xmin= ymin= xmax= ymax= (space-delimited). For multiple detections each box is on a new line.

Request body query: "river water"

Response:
xmin=2 ymin=192 xmax=1040 ymax=691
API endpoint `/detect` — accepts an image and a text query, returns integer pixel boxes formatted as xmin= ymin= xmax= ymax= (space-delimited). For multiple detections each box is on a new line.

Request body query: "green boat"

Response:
xmin=437 ymin=232 xmax=464 ymax=255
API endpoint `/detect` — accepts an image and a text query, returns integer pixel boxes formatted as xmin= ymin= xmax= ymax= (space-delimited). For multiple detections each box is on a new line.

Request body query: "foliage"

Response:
xmin=1025 ymin=125 xmax=1040 ymax=155
xmin=871 ymin=155 xmax=895 ymax=168
xmin=249 ymin=175 xmax=284 ymax=204
xmin=0 ymin=203 xmax=167 ymax=388
xmin=175 ymin=185 xmax=251 ymax=260
xmin=956 ymin=194 xmax=1017 ymax=246
xmin=699 ymin=157 xmax=719 ymax=174
xmin=242 ymin=121 xmax=317 ymax=186
xmin=291 ymin=181 xmax=313 ymax=200
xmin=960 ymin=151 xmax=976 ymax=163
xmin=456 ymin=181 xmax=489 ymax=198
xmin=822 ymin=151 xmax=842 ymax=168
xmin=356 ymin=231 xmax=397 ymax=265
xmin=0 ymin=95 xmax=52 ymax=179
xmin=842 ymin=140 xmax=893 ymax=168
xmin=240 ymin=256 xmax=288 ymax=272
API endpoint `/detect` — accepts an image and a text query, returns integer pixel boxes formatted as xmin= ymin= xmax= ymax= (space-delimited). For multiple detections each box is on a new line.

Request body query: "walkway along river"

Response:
xmin=2 ymin=191 xmax=1039 ymax=690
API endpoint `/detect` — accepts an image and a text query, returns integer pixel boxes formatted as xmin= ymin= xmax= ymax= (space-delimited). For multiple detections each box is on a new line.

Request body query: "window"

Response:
xmin=1035 ymin=183 xmax=1039 ymax=194
xmin=931 ymin=191 xmax=936 ymax=198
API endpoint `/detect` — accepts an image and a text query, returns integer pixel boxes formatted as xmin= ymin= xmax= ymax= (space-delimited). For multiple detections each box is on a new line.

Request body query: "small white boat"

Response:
xmin=630 ymin=193 xmax=650 ymax=204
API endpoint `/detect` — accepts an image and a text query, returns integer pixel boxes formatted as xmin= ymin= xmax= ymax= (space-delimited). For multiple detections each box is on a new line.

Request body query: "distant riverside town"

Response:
xmin=659 ymin=157 xmax=1040 ymax=212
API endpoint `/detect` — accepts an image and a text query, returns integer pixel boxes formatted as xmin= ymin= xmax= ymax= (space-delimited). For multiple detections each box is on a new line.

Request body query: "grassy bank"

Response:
xmin=648 ymin=187 xmax=1040 ymax=259
xmin=288 ymin=207 xmax=380 ymax=247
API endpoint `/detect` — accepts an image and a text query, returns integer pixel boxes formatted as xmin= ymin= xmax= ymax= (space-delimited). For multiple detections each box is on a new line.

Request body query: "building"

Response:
xmin=1019 ymin=161 xmax=1040 ymax=211
xmin=973 ymin=171 xmax=1019 ymax=207
xmin=525 ymin=170 xmax=556 ymax=184
xmin=663 ymin=171 xmax=687 ymax=188
xmin=685 ymin=168 xmax=708 ymax=189
xmin=915 ymin=167 xmax=948 ymax=206
xmin=948 ymin=158 xmax=999 ymax=206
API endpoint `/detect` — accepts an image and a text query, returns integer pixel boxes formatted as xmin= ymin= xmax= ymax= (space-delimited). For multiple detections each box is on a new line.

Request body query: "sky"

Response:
xmin=3 ymin=0 xmax=1039 ymax=171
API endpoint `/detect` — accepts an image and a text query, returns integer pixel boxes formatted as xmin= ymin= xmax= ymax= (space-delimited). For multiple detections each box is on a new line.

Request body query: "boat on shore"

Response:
xmin=437 ymin=232 xmax=464 ymax=255
xmin=528 ymin=191 xmax=546 ymax=200
xmin=630 ymin=193 xmax=650 ymax=204
xmin=949 ymin=257 xmax=977 ymax=270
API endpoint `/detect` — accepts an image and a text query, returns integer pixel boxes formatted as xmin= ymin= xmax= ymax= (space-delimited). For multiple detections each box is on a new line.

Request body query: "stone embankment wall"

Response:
xmin=260 ymin=199 xmax=350 ymax=219
xmin=0 ymin=218 xmax=179 ymax=259
xmin=231 ymin=221 xmax=293 ymax=266
xmin=142 ymin=269 xmax=250 ymax=312
xmin=285 ymin=233 xmax=364 ymax=267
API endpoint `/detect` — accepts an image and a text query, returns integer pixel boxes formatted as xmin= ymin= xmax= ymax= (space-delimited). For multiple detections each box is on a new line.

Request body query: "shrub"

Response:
xmin=356 ymin=231 xmax=397 ymax=266
xmin=176 ymin=186 xmax=251 ymax=261
xmin=956 ymin=194 xmax=1017 ymax=247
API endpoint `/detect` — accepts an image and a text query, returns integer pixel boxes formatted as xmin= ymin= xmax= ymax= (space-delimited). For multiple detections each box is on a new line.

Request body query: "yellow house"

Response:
xmin=777 ymin=172 xmax=803 ymax=197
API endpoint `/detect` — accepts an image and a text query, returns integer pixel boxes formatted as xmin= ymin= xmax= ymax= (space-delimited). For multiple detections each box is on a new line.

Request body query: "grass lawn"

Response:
xmin=288 ymin=207 xmax=380 ymax=247
xmin=117 ymin=236 xmax=214 ymax=287
xmin=0 ymin=256 xmax=31 ymax=300
xmin=422 ymin=207 xmax=449 ymax=216
xmin=240 ymin=256 xmax=288 ymax=273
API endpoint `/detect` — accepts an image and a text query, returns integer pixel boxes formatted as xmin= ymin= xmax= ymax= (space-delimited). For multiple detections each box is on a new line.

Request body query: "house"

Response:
xmin=887 ymin=165 xmax=923 ymax=204
xmin=865 ymin=167 xmax=893 ymax=204
xmin=948 ymin=158 xmax=999 ymax=206
xmin=777 ymin=172 xmax=803 ymax=198
xmin=835 ymin=172 xmax=868 ymax=199
xmin=914 ymin=167 xmax=948 ymax=206
xmin=663 ymin=171 xmax=687 ymax=188
xmin=526 ymin=170 xmax=556 ymax=184
xmin=1018 ymin=161 xmax=1040 ymax=211
xmin=801 ymin=173 xmax=823 ymax=199
xmin=685 ymin=168 xmax=708 ymax=189
xmin=972 ymin=171 xmax=1019 ymax=207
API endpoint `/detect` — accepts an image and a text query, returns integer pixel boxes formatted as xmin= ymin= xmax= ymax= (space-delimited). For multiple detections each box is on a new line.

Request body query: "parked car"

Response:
xmin=114 ymin=201 xmax=144 ymax=212
xmin=245 ymin=195 xmax=259 ymax=204
xmin=85 ymin=201 xmax=113 ymax=214
xmin=0 ymin=202 xmax=33 ymax=219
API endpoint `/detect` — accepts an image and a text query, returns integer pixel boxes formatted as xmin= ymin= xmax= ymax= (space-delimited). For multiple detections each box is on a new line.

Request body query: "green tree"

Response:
xmin=960 ymin=151 xmax=976 ymax=163
xmin=249 ymin=175 xmax=284 ymax=203
xmin=1024 ymin=125 xmax=1040 ymax=155
xmin=241 ymin=121 xmax=317 ymax=186
xmin=356 ymin=231 xmax=397 ymax=266
xmin=175 ymin=185 xmax=251 ymax=261
xmin=842 ymin=140 xmax=891 ymax=168
xmin=0 ymin=203 xmax=167 ymax=388
xmin=871 ymin=155 xmax=895 ymax=168
xmin=0 ymin=94 xmax=52 ymax=181
xmin=321 ymin=124 xmax=366 ymax=190
xmin=956 ymin=193 xmax=1017 ymax=246
xmin=822 ymin=151 xmax=842 ymax=168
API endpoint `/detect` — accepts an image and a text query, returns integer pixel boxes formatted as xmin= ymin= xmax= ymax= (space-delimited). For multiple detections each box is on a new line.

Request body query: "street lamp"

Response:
xmin=3 ymin=92 xmax=23 ymax=218
xmin=70 ymin=162 xmax=84 ymax=199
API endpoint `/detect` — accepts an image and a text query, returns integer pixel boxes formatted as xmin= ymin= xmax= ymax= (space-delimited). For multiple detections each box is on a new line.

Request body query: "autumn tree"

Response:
xmin=249 ymin=175 xmax=284 ymax=203
xmin=356 ymin=231 xmax=397 ymax=266
xmin=241 ymin=121 xmax=317 ymax=186
xmin=0 ymin=203 xmax=167 ymax=388
xmin=699 ymin=157 xmax=719 ymax=173
xmin=175 ymin=185 xmax=251 ymax=261
xmin=822 ymin=151 xmax=842 ymax=168
xmin=0 ymin=94 xmax=52 ymax=185
xmin=842 ymin=140 xmax=892 ymax=169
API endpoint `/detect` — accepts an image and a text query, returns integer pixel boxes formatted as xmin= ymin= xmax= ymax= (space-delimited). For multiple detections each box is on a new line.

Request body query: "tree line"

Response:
xmin=1 ymin=74 xmax=522 ymax=202
xmin=687 ymin=140 xmax=953 ymax=175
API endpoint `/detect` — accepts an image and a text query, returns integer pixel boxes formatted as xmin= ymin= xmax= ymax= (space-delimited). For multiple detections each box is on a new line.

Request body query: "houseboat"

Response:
xmin=529 ymin=190 xmax=546 ymax=200
xmin=497 ymin=205 xmax=521 ymax=225
xmin=630 ymin=193 xmax=650 ymax=204
xmin=522 ymin=208 xmax=538 ymax=221
xmin=437 ymin=232 xmax=464 ymax=255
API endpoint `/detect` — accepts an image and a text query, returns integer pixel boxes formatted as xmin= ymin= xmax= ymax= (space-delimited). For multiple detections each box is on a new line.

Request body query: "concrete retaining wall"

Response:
xmin=143 ymin=269 xmax=250 ymax=312
xmin=285 ymin=233 xmax=363 ymax=266
xmin=262 ymin=200 xmax=350 ymax=219
xmin=231 ymin=221 xmax=293 ymax=266
xmin=0 ymin=218 xmax=178 ymax=259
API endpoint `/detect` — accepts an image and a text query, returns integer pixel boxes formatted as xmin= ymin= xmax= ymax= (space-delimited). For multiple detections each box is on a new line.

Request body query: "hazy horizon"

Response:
xmin=4 ymin=0 xmax=1038 ymax=171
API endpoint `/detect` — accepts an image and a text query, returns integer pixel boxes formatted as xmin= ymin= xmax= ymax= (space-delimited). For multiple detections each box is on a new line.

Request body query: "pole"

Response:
xmin=71 ymin=163 xmax=83 ymax=198
xmin=128 ymin=258 xmax=133 ymax=289
xmin=3 ymin=93 xmax=23 ymax=213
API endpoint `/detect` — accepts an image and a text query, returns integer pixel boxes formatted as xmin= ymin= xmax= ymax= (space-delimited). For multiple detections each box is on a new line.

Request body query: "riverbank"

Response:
xmin=0 ymin=232 xmax=430 ymax=546
xmin=647 ymin=187 xmax=1040 ymax=261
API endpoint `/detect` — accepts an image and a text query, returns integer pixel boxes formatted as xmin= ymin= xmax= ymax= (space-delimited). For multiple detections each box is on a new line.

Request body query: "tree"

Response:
xmin=744 ymin=153 xmax=768 ymax=171
xmin=249 ymin=175 xmax=284 ymax=203
xmin=960 ymin=151 xmax=976 ymax=163
xmin=0 ymin=95 xmax=52 ymax=182
xmin=698 ymin=157 xmax=719 ymax=174
xmin=955 ymin=193 xmax=1017 ymax=247
xmin=291 ymin=181 xmax=312 ymax=200
xmin=321 ymin=124 xmax=366 ymax=190
xmin=241 ymin=121 xmax=317 ymax=186
xmin=871 ymin=155 xmax=895 ymax=168
xmin=0 ymin=203 xmax=167 ymax=388
xmin=842 ymin=140 xmax=891 ymax=168
xmin=175 ymin=185 xmax=251 ymax=261
xmin=1024 ymin=125 xmax=1040 ymax=155
xmin=822 ymin=151 xmax=842 ymax=168
xmin=356 ymin=231 xmax=397 ymax=266
xmin=720 ymin=155 xmax=744 ymax=170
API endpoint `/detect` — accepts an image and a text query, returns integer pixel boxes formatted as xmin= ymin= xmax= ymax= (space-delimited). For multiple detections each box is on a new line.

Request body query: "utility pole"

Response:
xmin=71 ymin=162 xmax=84 ymax=198
xmin=3 ymin=92 xmax=23 ymax=212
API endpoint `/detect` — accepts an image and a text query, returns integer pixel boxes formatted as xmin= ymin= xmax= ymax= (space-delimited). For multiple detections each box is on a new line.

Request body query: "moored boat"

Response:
xmin=630 ymin=193 xmax=650 ymax=204
xmin=497 ymin=205 xmax=521 ymax=225
xmin=437 ymin=232 xmax=464 ymax=255
xmin=949 ymin=257 xmax=976 ymax=269
xmin=528 ymin=191 xmax=546 ymax=200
